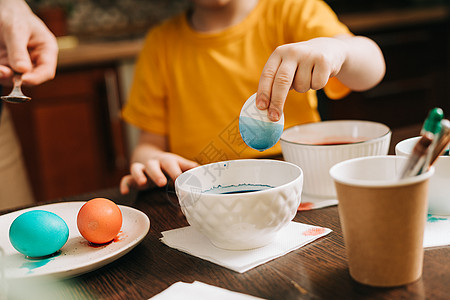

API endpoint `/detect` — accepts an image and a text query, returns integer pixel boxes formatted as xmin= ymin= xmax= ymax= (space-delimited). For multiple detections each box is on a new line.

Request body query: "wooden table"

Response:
xmin=2 ymin=187 xmax=449 ymax=299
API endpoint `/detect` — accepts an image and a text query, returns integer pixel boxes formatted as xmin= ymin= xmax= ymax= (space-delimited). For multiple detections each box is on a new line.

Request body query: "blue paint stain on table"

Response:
xmin=427 ymin=214 xmax=448 ymax=223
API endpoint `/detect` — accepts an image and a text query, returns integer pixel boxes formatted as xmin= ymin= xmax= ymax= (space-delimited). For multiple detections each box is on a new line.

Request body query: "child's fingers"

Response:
xmin=144 ymin=160 xmax=168 ymax=187
xmin=268 ymin=59 xmax=296 ymax=121
xmin=256 ymin=52 xmax=281 ymax=110
xmin=160 ymin=158 xmax=184 ymax=182
xmin=159 ymin=156 xmax=198 ymax=182
xmin=291 ymin=59 xmax=313 ymax=93
xmin=119 ymin=175 xmax=132 ymax=194
xmin=130 ymin=162 xmax=148 ymax=185
xmin=178 ymin=158 xmax=199 ymax=171
xmin=310 ymin=61 xmax=331 ymax=90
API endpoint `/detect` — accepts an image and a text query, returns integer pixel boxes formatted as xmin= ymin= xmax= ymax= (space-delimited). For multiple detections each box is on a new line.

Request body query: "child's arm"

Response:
xmin=120 ymin=131 xmax=199 ymax=194
xmin=255 ymin=34 xmax=385 ymax=122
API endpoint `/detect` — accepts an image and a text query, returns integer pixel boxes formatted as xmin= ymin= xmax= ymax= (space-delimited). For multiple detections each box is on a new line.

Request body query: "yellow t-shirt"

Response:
xmin=122 ymin=0 xmax=351 ymax=164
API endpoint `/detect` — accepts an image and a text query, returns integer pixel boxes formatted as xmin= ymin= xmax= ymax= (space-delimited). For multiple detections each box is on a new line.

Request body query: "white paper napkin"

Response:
xmin=160 ymin=221 xmax=331 ymax=273
xmin=424 ymin=214 xmax=450 ymax=248
xmin=149 ymin=281 xmax=265 ymax=300
xmin=297 ymin=194 xmax=338 ymax=211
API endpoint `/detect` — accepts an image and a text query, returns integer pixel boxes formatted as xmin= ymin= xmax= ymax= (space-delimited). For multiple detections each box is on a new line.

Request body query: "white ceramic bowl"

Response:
xmin=175 ymin=159 xmax=303 ymax=250
xmin=280 ymin=120 xmax=391 ymax=199
xmin=396 ymin=136 xmax=450 ymax=215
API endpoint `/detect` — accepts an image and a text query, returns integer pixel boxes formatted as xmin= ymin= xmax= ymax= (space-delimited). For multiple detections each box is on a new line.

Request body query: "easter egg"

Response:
xmin=9 ymin=210 xmax=69 ymax=258
xmin=239 ymin=93 xmax=284 ymax=151
xmin=77 ymin=198 xmax=122 ymax=244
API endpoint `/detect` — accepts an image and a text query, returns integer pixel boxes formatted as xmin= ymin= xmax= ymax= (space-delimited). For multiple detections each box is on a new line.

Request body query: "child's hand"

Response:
xmin=256 ymin=37 xmax=348 ymax=122
xmin=120 ymin=153 xmax=199 ymax=194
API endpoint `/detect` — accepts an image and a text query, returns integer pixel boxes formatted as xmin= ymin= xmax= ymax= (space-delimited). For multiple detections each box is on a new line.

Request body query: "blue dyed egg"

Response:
xmin=9 ymin=210 xmax=69 ymax=258
xmin=239 ymin=93 xmax=284 ymax=151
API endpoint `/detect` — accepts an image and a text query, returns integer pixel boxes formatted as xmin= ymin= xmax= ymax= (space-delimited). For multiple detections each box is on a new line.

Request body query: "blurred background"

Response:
xmin=5 ymin=0 xmax=449 ymax=203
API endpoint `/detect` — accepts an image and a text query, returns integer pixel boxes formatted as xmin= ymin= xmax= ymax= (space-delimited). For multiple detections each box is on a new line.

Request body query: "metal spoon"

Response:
xmin=0 ymin=73 xmax=31 ymax=103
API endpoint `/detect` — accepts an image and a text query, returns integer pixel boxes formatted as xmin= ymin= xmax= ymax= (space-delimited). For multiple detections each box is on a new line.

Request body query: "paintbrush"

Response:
xmin=399 ymin=132 xmax=433 ymax=179
xmin=429 ymin=119 xmax=450 ymax=167
xmin=420 ymin=108 xmax=444 ymax=173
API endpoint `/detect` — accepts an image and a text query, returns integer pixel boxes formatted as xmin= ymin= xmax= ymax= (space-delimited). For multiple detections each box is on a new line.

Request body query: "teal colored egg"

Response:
xmin=239 ymin=93 xmax=284 ymax=151
xmin=239 ymin=116 xmax=284 ymax=151
xmin=9 ymin=210 xmax=69 ymax=258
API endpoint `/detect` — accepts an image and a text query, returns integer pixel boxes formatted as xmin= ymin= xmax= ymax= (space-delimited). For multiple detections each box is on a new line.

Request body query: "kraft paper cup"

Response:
xmin=330 ymin=156 xmax=434 ymax=287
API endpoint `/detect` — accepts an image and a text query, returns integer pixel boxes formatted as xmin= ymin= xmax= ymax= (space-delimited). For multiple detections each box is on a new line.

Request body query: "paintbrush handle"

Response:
xmin=429 ymin=119 xmax=450 ymax=167
xmin=400 ymin=133 xmax=433 ymax=179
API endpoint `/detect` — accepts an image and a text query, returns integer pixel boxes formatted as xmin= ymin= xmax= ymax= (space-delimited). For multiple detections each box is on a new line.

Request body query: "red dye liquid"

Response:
xmin=83 ymin=231 xmax=126 ymax=248
xmin=291 ymin=136 xmax=369 ymax=145
xmin=314 ymin=141 xmax=358 ymax=145
xmin=312 ymin=137 xmax=368 ymax=145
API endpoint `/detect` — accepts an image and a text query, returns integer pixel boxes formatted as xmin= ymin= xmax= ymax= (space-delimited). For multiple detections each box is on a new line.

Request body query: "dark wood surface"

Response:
xmin=3 ymin=186 xmax=448 ymax=300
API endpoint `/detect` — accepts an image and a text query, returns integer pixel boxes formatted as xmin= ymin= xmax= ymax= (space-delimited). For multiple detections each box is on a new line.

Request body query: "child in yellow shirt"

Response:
xmin=120 ymin=0 xmax=385 ymax=193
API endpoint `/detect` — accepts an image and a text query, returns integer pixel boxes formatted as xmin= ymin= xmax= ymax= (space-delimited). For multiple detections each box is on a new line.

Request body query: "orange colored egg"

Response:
xmin=77 ymin=198 xmax=122 ymax=244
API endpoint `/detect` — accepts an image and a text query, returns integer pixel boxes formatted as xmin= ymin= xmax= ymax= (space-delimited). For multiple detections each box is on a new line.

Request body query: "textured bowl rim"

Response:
xmin=280 ymin=120 xmax=391 ymax=147
xmin=175 ymin=159 xmax=303 ymax=196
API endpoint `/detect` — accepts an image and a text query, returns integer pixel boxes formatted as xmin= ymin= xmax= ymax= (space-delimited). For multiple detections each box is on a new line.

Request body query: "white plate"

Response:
xmin=0 ymin=202 xmax=150 ymax=279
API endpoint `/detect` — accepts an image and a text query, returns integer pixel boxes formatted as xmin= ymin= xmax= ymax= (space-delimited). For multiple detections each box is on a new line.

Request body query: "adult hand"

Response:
xmin=0 ymin=0 xmax=58 ymax=86
xmin=120 ymin=153 xmax=199 ymax=194
xmin=256 ymin=37 xmax=348 ymax=122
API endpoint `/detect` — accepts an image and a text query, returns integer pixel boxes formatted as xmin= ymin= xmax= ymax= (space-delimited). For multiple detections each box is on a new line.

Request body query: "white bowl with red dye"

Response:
xmin=280 ymin=120 xmax=391 ymax=199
